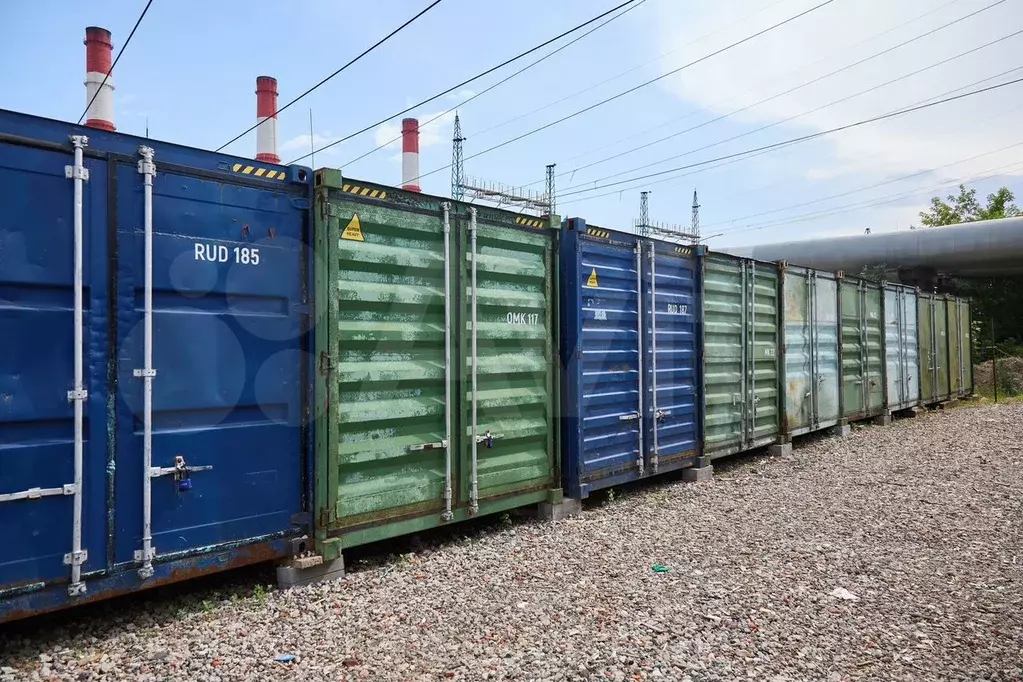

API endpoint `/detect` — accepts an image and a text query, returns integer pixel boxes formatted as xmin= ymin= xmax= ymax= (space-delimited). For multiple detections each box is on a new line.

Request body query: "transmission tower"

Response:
xmin=691 ymin=189 xmax=700 ymax=241
xmin=451 ymin=112 xmax=465 ymax=201
xmin=637 ymin=191 xmax=651 ymax=236
xmin=545 ymin=164 xmax=556 ymax=220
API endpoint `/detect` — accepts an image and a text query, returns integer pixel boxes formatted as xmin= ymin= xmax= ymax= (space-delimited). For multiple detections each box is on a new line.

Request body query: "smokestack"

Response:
xmin=401 ymin=118 xmax=421 ymax=192
xmin=84 ymin=27 xmax=115 ymax=132
xmin=255 ymin=76 xmax=280 ymax=164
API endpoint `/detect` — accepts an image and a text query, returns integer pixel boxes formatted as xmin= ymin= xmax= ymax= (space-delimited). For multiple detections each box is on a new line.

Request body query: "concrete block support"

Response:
xmin=277 ymin=556 xmax=346 ymax=589
xmin=832 ymin=424 xmax=852 ymax=437
xmin=538 ymin=497 xmax=582 ymax=521
xmin=768 ymin=442 xmax=793 ymax=457
xmin=682 ymin=465 xmax=713 ymax=483
xmin=873 ymin=413 xmax=893 ymax=426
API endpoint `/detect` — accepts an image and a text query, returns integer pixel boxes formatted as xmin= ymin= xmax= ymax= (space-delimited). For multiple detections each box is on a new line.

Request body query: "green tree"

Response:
xmin=917 ymin=184 xmax=1023 ymax=347
xmin=918 ymin=184 xmax=1020 ymax=226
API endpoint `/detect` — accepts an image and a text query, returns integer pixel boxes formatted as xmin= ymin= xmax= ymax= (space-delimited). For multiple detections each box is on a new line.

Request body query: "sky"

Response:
xmin=4 ymin=0 xmax=1022 ymax=247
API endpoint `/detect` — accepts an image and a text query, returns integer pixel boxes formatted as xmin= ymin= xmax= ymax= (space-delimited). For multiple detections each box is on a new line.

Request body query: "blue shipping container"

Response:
xmin=0 ymin=109 xmax=312 ymax=622
xmin=559 ymin=219 xmax=702 ymax=499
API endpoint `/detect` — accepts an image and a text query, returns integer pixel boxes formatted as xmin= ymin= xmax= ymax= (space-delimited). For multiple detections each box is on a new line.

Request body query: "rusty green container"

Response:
xmin=918 ymin=292 xmax=952 ymax=404
xmin=839 ymin=276 xmax=885 ymax=422
xmin=312 ymin=170 xmax=560 ymax=559
xmin=701 ymin=252 xmax=781 ymax=458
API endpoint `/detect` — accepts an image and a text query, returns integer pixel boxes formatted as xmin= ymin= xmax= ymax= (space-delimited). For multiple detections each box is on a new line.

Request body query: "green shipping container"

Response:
xmin=946 ymin=297 xmax=963 ymax=397
xmin=918 ymin=292 xmax=952 ymax=404
xmin=312 ymin=170 xmax=559 ymax=559
xmin=839 ymin=276 xmax=885 ymax=421
xmin=701 ymin=252 xmax=781 ymax=459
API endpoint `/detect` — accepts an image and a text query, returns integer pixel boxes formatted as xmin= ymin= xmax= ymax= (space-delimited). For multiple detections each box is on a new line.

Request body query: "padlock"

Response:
xmin=178 ymin=477 xmax=193 ymax=492
xmin=484 ymin=431 xmax=494 ymax=449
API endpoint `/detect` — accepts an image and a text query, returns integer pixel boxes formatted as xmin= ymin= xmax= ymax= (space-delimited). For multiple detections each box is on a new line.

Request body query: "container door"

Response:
xmin=813 ymin=274 xmax=841 ymax=426
xmin=934 ymin=301 xmax=950 ymax=399
xmin=748 ymin=261 xmax=780 ymax=446
xmin=918 ymin=296 xmax=934 ymax=403
xmin=701 ymin=254 xmax=745 ymax=456
xmin=0 ymin=139 xmax=109 ymax=595
xmin=841 ymin=281 xmax=866 ymax=418
xmin=571 ymin=236 xmax=644 ymax=485
xmin=315 ymin=196 xmax=450 ymax=534
xmin=782 ymin=269 xmax=812 ymax=435
xmin=884 ymin=287 xmax=904 ymax=407
xmin=645 ymin=245 xmax=700 ymax=470
xmin=114 ymin=156 xmax=305 ymax=570
xmin=865 ymin=285 xmax=885 ymax=413
xmin=903 ymin=291 xmax=920 ymax=405
xmin=462 ymin=214 xmax=555 ymax=510
xmin=947 ymin=299 xmax=962 ymax=396
xmin=959 ymin=300 xmax=972 ymax=393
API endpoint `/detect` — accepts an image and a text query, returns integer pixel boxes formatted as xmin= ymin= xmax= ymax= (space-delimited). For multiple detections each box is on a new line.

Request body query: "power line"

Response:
xmin=708 ymin=155 xmax=1023 ymax=239
xmin=553 ymin=77 xmax=1023 ymax=198
xmin=560 ymin=0 xmax=1011 ymax=190
xmin=470 ymin=0 xmax=793 ymax=140
xmin=559 ymin=64 xmax=1023 ymax=207
xmin=406 ymin=0 xmax=839 ymax=185
xmin=78 ymin=0 xmax=154 ymax=125
xmin=339 ymin=0 xmax=648 ymax=169
xmin=549 ymin=0 xmax=971 ymax=179
xmin=287 ymin=0 xmax=641 ymax=164
xmin=216 ymin=0 xmax=445 ymax=153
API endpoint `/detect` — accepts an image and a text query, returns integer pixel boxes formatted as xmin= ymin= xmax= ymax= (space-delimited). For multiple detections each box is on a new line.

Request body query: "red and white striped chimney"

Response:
xmin=401 ymin=118 xmax=421 ymax=192
xmin=255 ymin=76 xmax=280 ymax=164
xmin=84 ymin=27 xmax=115 ymax=132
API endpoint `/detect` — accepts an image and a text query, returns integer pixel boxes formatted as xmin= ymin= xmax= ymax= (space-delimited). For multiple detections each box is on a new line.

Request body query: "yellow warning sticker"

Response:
xmin=341 ymin=214 xmax=364 ymax=242
xmin=586 ymin=268 xmax=599 ymax=287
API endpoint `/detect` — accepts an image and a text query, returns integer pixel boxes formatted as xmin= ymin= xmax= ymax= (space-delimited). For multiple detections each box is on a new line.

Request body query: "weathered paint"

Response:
xmin=559 ymin=221 xmax=701 ymax=499
xmin=839 ymin=277 xmax=885 ymax=421
xmin=958 ymin=299 xmax=973 ymax=394
xmin=0 ymin=109 xmax=311 ymax=623
xmin=779 ymin=264 xmax=840 ymax=437
xmin=883 ymin=283 xmax=920 ymax=412
xmin=701 ymin=252 xmax=780 ymax=459
xmin=918 ymin=293 xmax=952 ymax=404
xmin=946 ymin=297 xmax=962 ymax=397
xmin=313 ymin=170 xmax=558 ymax=555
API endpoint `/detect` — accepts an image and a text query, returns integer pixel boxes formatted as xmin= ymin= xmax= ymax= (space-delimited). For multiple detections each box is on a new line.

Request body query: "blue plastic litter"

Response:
xmin=275 ymin=654 xmax=297 ymax=663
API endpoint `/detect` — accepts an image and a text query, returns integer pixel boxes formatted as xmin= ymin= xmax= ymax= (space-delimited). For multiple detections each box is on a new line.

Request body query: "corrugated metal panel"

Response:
xmin=559 ymin=224 xmax=700 ymax=498
xmin=0 ymin=109 xmax=310 ymax=622
xmin=919 ymin=295 xmax=935 ymax=403
xmin=884 ymin=284 xmax=920 ymax=412
xmin=647 ymin=240 xmax=700 ymax=469
xmin=313 ymin=171 xmax=556 ymax=553
xmin=702 ymin=252 xmax=779 ymax=458
xmin=780 ymin=265 xmax=839 ymax=437
xmin=840 ymin=278 xmax=885 ymax=420
xmin=464 ymin=207 xmax=556 ymax=504
xmin=959 ymin=299 xmax=973 ymax=393
xmin=934 ymin=296 xmax=951 ymax=401
xmin=946 ymin=298 xmax=962 ymax=396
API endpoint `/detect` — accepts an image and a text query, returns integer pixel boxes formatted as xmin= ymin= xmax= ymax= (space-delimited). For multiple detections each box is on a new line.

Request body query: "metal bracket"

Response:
xmin=654 ymin=410 xmax=671 ymax=421
xmin=64 ymin=165 xmax=90 ymax=181
xmin=67 ymin=581 xmax=87 ymax=597
xmin=150 ymin=464 xmax=213 ymax=478
xmin=134 ymin=547 xmax=156 ymax=562
xmin=133 ymin=369 xmax=157 ymax=378
xmin=618 ymin=413 xmax=641 ymax=422
xmin=409 ymin=440 xmax=448 ymax=452
xmin=67 ymin=389 xmax=88 ymax=402
xmin=63 ymin=550 xmax=88 ymax=566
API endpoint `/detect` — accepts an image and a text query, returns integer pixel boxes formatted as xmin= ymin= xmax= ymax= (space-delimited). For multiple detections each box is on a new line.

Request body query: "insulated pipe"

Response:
xmin=255 ymin=76 xmax=280 ymax=164
xmin=66 ymin=135 xmax=90 ymax=597
xmin=136 ymin=146 xmax=157 ymax=579
xmin=469 ymin=207 xmax=479 ymax=515
xmin=441 ymin=203 xmax=453 ymax=522
xmin=401 ymin=118 xmax=421 ymax=192
xmin=84 ymin=27 xmax=115 ymax=132
xmin=634 ymin=243 xmax=645 ymax=476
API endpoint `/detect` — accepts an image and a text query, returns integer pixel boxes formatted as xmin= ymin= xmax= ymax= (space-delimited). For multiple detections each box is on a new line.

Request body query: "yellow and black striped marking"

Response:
xmin=515 ymin=216 xmax=546 ymax=229
xmin=586 ymin=228 xmax=611 ymax=239
xmin=341 ymin=183 xmax=388 ymax=200
xmin=231 ymin=163 xmax=287 ymax=180
xmin=674 ymin=246 xmax=693 ymax=256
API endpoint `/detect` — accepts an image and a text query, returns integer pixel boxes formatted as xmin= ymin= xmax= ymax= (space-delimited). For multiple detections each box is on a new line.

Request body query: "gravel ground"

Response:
xmin=2 ymin=401 xmax=1021 ymax=682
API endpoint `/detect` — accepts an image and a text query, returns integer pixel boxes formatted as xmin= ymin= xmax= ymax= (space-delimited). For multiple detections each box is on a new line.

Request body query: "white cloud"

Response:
xmin=446 ymin=89 xmax=477 ymax=102
xmin=280 ymin=131 xmax=341 ymax=157
xmin=652 ymin=0 xmax=1023 ymax=189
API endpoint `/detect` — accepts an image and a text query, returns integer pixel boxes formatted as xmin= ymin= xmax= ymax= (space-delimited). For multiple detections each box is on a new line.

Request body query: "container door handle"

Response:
xmin=619 ymin=413 xmax=641 ymax=422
